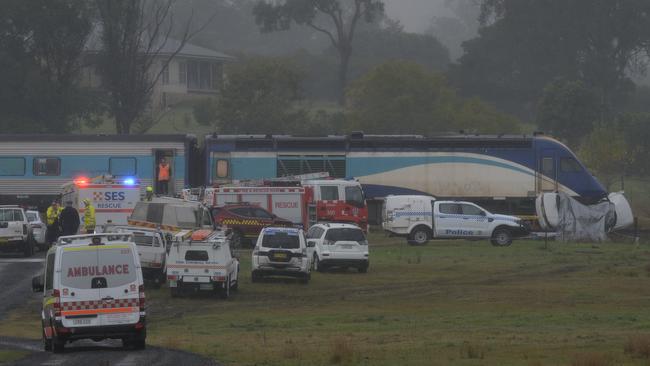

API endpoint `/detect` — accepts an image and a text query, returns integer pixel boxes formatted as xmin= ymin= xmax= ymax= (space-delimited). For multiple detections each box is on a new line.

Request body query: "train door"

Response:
xmin=153 ymin=149 xmax=176 ymax=195
xmin=538 ymin=149 xmax=558 ymax=192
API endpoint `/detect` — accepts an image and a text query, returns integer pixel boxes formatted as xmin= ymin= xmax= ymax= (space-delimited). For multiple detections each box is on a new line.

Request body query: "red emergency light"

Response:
xmin=74 ymin=177 xmax=89 ymax=186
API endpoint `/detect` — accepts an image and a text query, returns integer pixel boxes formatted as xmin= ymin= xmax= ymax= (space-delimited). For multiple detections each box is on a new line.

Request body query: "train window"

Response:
xmin=541 ymin=157 xmax=554 ymax=176
xmin=320 ymin=186 xmax=339 ymax=201
xmin=215 ymin=159 xmax=229 ymax=178
xmin=33 ymin=157 xmax=61 ymax=176
xmin=0 ymin=157 xmax=25 ymax=176
xmin=560 ymin=157 xmax=581 ymax=173
xmin=109 ymin=157 xmax=137 ymax=176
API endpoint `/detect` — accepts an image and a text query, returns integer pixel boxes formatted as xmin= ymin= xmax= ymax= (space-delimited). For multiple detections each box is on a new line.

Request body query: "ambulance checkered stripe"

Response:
xmin=435 ymin=214 xmax=519 ymax=223
xmin=394 ymin=211 xmax=433 ymax=217
xmin=221 ymin=219 xmax=262 ymax=226
xmin=61 ymin=298 xmax=139 ymax=311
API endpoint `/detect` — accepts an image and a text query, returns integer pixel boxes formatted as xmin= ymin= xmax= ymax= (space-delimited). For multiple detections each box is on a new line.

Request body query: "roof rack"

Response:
xmin=57 ymin=233 xmax=134 ymax=246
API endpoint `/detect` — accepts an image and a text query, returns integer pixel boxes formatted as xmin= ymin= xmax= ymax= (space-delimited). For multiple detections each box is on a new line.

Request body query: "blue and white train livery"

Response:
xmin=204 ymin=134 xmax=608 ymax=222
xmin=0 ymin=134 xmax=197 ymax=209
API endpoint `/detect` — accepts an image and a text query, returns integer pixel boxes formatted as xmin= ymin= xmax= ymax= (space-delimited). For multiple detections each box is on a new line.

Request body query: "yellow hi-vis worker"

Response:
xmin=82 ymin=199 xmax=96 ymax=234
xmin=46 ymin=202 xmax=62 ymax=226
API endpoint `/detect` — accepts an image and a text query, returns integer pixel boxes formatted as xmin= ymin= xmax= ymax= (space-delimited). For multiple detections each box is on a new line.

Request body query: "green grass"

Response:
xmin=5 ymin=233 xmax=650 ymax=365
xmin=0 ymin=350 xmax=28 ymax=364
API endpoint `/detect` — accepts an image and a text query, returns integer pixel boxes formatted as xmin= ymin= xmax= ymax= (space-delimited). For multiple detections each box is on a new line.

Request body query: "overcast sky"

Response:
xmin=384 ymin=0 xmax=452 ymax=33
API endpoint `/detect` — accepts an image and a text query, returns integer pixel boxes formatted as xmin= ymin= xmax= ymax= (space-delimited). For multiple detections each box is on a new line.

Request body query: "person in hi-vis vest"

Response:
xmin=157 ymin=157 xmax=171 ymax=195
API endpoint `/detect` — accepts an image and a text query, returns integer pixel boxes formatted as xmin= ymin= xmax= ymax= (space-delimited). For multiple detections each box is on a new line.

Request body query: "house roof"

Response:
xmin=85 ymin=29 xmax=234 ymax=61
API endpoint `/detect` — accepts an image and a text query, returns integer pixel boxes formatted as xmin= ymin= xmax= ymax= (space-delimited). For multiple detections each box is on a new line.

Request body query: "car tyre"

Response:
xmin=408 ymin=226 xmax=430 ymax=245
xmin=251 ymin=271 xmax=261 ymax=283
xmin=314 ymin=255 xmax=325 ymax=273
xmin=52 ymin=334 xmax=64 ymax=353
xmin=357 ymin=264 xmax=368 ymax=273
xmin=23 ymin=240 xmax=33 ymax=258
xmin=219 ymin=277 xmax=230 ymax=299
xmin=133 ymin=339 xmax=146 ymax=350
xmin=230 ymin=230 xmax=243 ymax=250
xmin=300 ymin=273 xmax=310 ymax=285
xmin=170 ymin=287 xmax=181 ymax=298
xmin=491 ymin=228 xmax=513 ymax=247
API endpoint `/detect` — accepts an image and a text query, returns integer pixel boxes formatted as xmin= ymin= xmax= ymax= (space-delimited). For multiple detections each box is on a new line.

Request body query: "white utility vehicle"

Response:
xmin=0 ymin=205 xmax=33 ymax=256
xmin=306 ymin=223 xmax=369 ymax=273
xmin=26 ymin=210 xmax=47 ymax=250
xmin=102 ymin=225 xmax=168 ymax=286
xmin=251 ymin=227 xmax=312 ymax=283
xmin=32 ymin=233 xmax=146 ymax=353
xmin=382 ymin=195 xmax=530 ymax=246
xmin=166 ymin=230 xmax=239 ymax=298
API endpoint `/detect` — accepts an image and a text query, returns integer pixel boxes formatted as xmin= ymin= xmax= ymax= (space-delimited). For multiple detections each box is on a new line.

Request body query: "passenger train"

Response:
xmin=1 ymin=133 xmax=610 ymax=224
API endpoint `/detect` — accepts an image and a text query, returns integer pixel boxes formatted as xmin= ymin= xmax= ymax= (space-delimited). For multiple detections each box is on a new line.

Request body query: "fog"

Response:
xmin=384 ymin=0 xmax=453 ymax=32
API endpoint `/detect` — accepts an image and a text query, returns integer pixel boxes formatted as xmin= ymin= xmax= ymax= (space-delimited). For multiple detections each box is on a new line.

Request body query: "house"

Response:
xmin=81 ymin=35 xmax=234 ymax=111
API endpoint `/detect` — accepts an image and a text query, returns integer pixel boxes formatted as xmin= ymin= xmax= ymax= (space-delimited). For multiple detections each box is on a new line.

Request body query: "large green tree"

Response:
xmin=194 ymin=57 xmax=306 ymax=134
xmin=452 ymin=0 xmax=650 ymax=120
xmin=346 ymin=61 xmax=520 ymax=134
xmin=253 ymin=0 xmax=385 ymax=105
xmin=0 ymin=0 xmax=95 ymax=133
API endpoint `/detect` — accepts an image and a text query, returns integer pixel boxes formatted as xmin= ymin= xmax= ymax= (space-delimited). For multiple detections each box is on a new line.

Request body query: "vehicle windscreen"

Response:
xmin=0 ymin=209 xmax=23 ymax=222
xmin=132 ymin=233 xmax=157 ymax=247
xmin=185 ymin=250 xmax=209 ymax=261
xmin=345 ymin=186 xmax=365 ymax=208
xmin=262 ymin=231 xmax=300 ymax=249
xmin=26 ymin=212 xmax=38 ymax=222
xmin=325 ymin=228 xmax=365 ymax=242
xmin=60 ymin=247 xmax=137 ymax=289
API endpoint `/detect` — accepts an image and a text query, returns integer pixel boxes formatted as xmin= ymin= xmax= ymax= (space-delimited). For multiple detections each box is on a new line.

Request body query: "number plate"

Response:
xmin=341 ymin=244 xmax=353 ymax=249
xmin=73 ymin=318 xmax=92 ymax=325
xmin=274 ymin=253 xmax=287 ymax=259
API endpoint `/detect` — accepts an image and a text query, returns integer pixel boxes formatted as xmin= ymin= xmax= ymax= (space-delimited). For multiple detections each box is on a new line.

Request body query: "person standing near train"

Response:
xmin=157 ymin=157 xmax=171 ymax=195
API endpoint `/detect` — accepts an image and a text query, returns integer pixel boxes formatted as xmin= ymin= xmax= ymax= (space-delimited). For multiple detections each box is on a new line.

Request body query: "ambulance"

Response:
xmin=32 ymin=233 xmax=146 ymax=353
xmin=61 ymin=175 xmax=141 ymax=227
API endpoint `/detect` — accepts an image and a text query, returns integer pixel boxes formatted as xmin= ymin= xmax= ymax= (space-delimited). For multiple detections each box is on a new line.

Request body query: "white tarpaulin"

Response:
xmin=555 ymin=192 xmax=616 ymax=242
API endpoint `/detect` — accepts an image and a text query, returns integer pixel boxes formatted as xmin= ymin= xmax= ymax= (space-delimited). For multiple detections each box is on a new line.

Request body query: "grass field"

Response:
xmin=0 ymin=350 xmax=28 ymax=364
xmin=4 ymin=233 xmax=650 ymax=365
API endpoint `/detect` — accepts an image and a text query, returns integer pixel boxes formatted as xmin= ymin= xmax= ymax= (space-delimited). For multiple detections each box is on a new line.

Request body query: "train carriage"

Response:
xmin=0 ymin=134 xmax=197 ymax=210
xmin=203 ymin=134 xmax=609 ymax=224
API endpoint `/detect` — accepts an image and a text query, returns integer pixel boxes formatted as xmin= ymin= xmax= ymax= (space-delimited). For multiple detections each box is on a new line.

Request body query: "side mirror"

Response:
xmin=480 ymin=211 xmax=487 ymax=216
xmin=32 ymin=274 xmax=44 ymax=293
xmin=307 ymin=240 xmax=316 ymax=248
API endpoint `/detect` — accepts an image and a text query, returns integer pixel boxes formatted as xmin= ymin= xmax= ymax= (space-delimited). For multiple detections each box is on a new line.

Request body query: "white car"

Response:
xmin=306 ymin=223 xmax=369 ymax=273
xmin=33 ymin=233 xmax=146 ymax=353
xmin=103 ymin=225 xmax=168 ymax=287
xmin=26 ymin=210 xmax=48 ymax=250
xmin=251 ymin=227 xmax=312 ymax=284
xmin=0 ymin=205 xmax=34 ymax=257
xmin=166 ymin=230 xmax=239 ymax=298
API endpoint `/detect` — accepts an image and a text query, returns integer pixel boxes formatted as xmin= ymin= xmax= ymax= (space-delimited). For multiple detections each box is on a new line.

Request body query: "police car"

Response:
xmin=251 ymin=227 xmax=312 ymax=283
xmin=166 ymin=230 xmax=239 ymax=298
xmin=32 ymin=234 xmax=146 ymax=353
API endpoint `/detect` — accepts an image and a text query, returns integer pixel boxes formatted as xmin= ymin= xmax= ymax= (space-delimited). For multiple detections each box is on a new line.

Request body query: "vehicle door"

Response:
xmin=95 ymin=244 xmax=140 ymax=327
xmin=0 ymin=209 xmax=24 ymax=241
xmin=538 ymin=149 xmax=558 ymax=193
xmin=305 ymin=226 xmax=320 ymax=259
xmin=407 ymin=198 xmax=427 ymax=227
xmin=435 ymin=203 xmax=463 ymax=237
xmin=459 ymin=203 xmax=490 ymax=237
xmin=58 ymin=246 xmax=102 ymax=329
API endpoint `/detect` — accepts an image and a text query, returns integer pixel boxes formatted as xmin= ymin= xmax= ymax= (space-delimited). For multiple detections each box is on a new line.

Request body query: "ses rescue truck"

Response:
xmin=184 ymin=174 xmax=369 ymax=231
xmin=382 ymin=195 xmax=530 ymax=246
xmin=61 ymin=175 xmax=141 ymax=226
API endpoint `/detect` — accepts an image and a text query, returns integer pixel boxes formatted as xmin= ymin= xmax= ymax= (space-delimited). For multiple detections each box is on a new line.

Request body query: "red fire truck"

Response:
xmin=183 ymin=176 xmax=368 ymax=232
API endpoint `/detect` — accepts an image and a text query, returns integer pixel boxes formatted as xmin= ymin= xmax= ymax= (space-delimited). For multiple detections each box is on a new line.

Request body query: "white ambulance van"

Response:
xmin=33 ymin=233 xmax=146 ymax=353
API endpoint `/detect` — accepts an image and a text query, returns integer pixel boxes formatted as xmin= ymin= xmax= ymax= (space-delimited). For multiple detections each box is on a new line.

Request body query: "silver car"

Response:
xmin=26 ymin=210 xmax=47 ymax=250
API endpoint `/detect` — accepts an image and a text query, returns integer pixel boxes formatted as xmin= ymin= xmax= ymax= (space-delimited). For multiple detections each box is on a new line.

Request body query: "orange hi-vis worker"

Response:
xmin=158 ymin=158 xmax=171 ymax=195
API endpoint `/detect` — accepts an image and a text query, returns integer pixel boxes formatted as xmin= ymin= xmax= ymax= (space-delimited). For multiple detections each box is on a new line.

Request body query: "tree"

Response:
xmin=536 ymin=79 xmax=601 ymax=147
xmin=452 ymin=0 xmax=650 ymax=119
xmin=95 ymin=0 xmax=207 ymax=134
xmin=579 ymin=126 xmax=632 ymax=190
xmin=194 ymin=57 xmax=306 ymax=134
xmin=618 ymin=112 xmax=650 ymax=176
xmin=346 ymin=61 xmax=520 ymax=134
xmin=426 ymin=0 xmax=480 ymax=60
xmin=0 ymin=0 xmax=96 ymax=133
xmin=253 ymin=0 xmax=385 ymax=105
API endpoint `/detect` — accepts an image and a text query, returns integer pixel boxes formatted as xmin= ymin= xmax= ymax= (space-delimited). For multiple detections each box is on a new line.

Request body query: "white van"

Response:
xmin=33 ymin=234 xmax=146 ymax=353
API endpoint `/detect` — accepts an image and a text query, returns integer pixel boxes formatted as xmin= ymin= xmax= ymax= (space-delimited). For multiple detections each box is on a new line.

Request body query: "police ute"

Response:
xmin=382 ymin=195 xmax=530 ymax=246
xmin=166 ymin=230 xmax=239 ymax=298
xmin=32 ymin=233 xmax=146 ymax=353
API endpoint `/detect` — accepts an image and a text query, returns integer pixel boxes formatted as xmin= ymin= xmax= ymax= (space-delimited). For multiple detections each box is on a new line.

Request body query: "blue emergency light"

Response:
xmin=123 ymin=177 xmax=136 ymax=185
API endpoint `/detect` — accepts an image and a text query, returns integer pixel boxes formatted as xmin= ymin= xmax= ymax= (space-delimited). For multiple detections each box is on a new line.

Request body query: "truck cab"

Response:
xmin=383 ymin=195 xmax=529 ymax=246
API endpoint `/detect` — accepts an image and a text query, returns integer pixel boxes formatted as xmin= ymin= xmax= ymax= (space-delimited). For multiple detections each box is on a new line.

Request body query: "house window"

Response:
xmin=0 ymin=157 xmax=25 ymax=176
xmin=162 ymin=62 xmax=169 ymax=85
xmin=179 ymin=61 xmax=187 ymax=84
xmin=186 ymin=60 xmax=221 ymax=91
xmin=33 ymin=157 xmax=61 ymax=176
